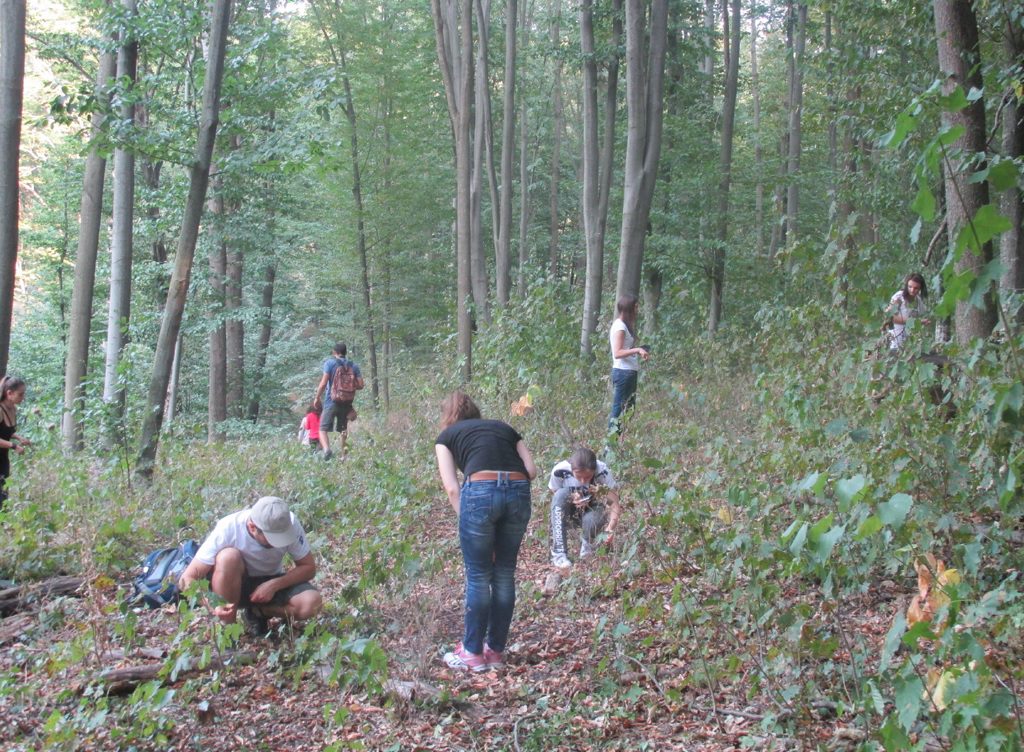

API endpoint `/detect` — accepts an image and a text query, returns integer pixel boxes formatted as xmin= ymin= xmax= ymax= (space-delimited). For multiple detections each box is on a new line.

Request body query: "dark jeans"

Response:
xmin=608 ymin=368 xmax=638 ymax=433
xmin=458 ymin=476 xmax=532 ymax=654
xmin=550 ymin=488 xmax=608 ymax=561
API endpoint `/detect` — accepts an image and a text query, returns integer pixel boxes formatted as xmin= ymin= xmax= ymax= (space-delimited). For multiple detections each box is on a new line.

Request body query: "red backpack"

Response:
xmin=329 ymin=361 xmax=358 ymax=402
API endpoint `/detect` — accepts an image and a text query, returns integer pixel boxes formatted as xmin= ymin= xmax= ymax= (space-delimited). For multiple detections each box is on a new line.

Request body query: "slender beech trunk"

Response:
xmin=224 ymin=140 xmax=243 ymax=416
xmin=769 ymin=1 xmax=794 ymax=259
xmin=784 ymin=3 xmax=807 ymax=248
xmin=547 ymin=0 xmax=563 ymax=277
xmin=934 ymin=0 xmax=996 ymax=343
xmin=136 ymin=0 xmax=232 ymax=476
xmin=61 ymin=51 xmax=115 ymax=452
xmin=751 ymin=6 xmax=763 ymax=255
xmin=246 ymin=260 xmax=275 ymax=421
xmin=999 ymin=19 xmax=1024 ymax=300
xmin=102 ymin=0 xmax=139 ymax=433
xmin=0 ymin=0 xmax=25 ymax=376
xmin=516 ymin=0 xmax=532 ymax=293
xmin=207 ymin=167 xmax=226 ymax=442
xmin=708 ymin=0 xmax=740 ymax=334
xmin=432 ymin=0 xmax=474 ymax=381
xmin=616 ymin=0 xmax=668 ymax=299
xmin=579 ymin=0 xmax=620 ymax=357
xmin=470 ymin=0 xmax=491 ymax=324
xmin=495 ymin=0 xmax=516 ymax=305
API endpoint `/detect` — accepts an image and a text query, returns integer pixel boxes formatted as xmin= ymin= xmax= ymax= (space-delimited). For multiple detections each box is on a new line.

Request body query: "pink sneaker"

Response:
xmin=483 ymin=645 xmax=505 ymax=669
xmin=443 ymin=643 xmax=488 ymax=672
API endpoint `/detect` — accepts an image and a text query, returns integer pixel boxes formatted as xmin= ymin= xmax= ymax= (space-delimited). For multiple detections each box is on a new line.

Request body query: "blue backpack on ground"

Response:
xmin=132 ymin=540 xmax=199 ymax=608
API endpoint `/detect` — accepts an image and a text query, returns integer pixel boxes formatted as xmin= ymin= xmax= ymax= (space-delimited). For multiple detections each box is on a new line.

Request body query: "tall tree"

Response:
xmin=934 ymin=0 xmax=997 ymax=343
xmin=470 ymin=0 xmax=491 ymax=324
xmin=495 ymin=0 xmax=516 ymax=305
xmin=102 ymin=0 xmax=139 ymax=429
xmin=708 ymin=0 xmax=740 ymax=334
xmin=136 ymin=0 xmax=232 ymax=476
xmin=750 ymin=5 xmax=763 ymax=256
xmin=547 ymin=0 xmax=563 ymax=277
xmin=432 ymin=0 xmax=475 ymax=381
xmin=516 ymin=0 xmax=533 ymax=293
xmin=616 ymin=0 xmax=668 ymax=299
xmin=783 ymin=2 xmax=807 ymax=247
xmin=61 ymin=50 xmax=116 ymax=452
xmin=0 ymin=0 xmax=25 ymax=376
xmin=207 ymin=166 xmax=227 ymax=442
xmin=579 ymin=0 xmax=621 ymax=357
xmin=999 ymin=17 xmax=1023 ymax=298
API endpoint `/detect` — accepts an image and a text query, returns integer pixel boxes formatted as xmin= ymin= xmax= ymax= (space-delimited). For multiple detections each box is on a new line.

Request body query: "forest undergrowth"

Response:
xmin=0 ymin=299 xmax=1022 ymax=751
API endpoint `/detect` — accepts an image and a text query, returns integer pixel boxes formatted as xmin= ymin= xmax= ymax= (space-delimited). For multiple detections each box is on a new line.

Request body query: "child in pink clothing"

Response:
xmin=299 ymin=401 xmax=321 ymax=450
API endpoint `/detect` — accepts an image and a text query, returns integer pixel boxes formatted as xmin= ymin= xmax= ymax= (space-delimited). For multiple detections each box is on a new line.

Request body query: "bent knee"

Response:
xmin=288 ymin=590 xmax=323 ymax=620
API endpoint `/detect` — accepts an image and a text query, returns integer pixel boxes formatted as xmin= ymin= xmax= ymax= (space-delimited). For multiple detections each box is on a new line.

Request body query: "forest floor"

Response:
xmin=0 ymin=487 xmax=905 ymax=752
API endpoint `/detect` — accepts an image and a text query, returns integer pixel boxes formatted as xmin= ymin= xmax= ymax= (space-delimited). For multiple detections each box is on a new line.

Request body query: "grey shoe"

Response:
xmin=322 ymin=448 xmax=334 ymax=460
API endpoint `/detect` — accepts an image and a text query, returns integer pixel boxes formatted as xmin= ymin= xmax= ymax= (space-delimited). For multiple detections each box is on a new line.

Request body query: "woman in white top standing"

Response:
xmin=886 ymin=272 xmax=928 ymax=351
xmin=608 ymin=294 xmax=649 ymax=433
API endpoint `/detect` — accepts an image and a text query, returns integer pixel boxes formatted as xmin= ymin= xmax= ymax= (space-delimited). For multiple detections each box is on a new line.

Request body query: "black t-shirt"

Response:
xmin=435 ymin=419 xmax=527 ymax=478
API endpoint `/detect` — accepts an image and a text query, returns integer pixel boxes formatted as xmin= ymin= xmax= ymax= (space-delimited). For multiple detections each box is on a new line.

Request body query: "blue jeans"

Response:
xmin=458 ymin=477 xmax=532 ymax=654
xmin=608 ymin=368 xmax=638 ymax=433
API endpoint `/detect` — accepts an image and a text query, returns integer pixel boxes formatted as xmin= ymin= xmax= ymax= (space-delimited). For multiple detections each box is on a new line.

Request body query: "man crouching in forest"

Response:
xmin=178 ymin=496 xmax=323 ymax=637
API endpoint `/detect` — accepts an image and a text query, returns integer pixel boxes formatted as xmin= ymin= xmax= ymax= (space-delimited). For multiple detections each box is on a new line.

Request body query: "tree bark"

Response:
xmin=933 ymin=0 xmax=997 ymax=344
xmin=432 ymin=0 xmax=475 ymax=381
xmin=136 ymin=0 xmax=232 ymax=477
xmin=516 ymin=0 xmax=532 ymax=294
xmin=708 ymin=0 xmax=740 ymax=334
xmin=61 ymin=51 xmax=116 ymax=453
xmin=207 ymin=167 xmax=226 ymax=442
xmin=495 ymin=0 xmax=516 ymax=305
xmin=751 ymin=5 xmax=763 ymax=256
xmin=102 ymin=0 xmax=139 ymax=432
xmin=470 ymin=0 xmax=491 ymax=325
xmin=547 ymin=0 xmax=563 ymax=278
xmin=783 ymin=2 xmax=807 ymax=248
xmin=616 ymin=0 xmax=668 ymax=299
xmin=224 ymin=139 xmax=243 ymax=417
xmin=579 ymin=0 xmax=620 ymax=357
xmin=246 ymin=261 xmax=275 ymax=422
xmin=999 ymin=19 xmax=1024 ymax=299
xmin=0 ymin=0 xmax=25 ymax=376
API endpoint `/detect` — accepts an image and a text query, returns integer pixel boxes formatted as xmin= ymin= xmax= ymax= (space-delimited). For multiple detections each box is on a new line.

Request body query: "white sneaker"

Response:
xmin=551 ymin=553 xmax=572 ymax=570
xmin=580 ymin=540 xmax=596 ymax=560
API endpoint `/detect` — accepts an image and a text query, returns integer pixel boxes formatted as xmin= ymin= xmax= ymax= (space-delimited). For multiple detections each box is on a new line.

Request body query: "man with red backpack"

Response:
xmin=313 ymin=342 xmax=364 ymax=459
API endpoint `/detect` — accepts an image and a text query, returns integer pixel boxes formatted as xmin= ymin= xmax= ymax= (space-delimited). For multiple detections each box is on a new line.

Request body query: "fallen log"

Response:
xmin=92 ymin=650 xmax=257 ymax=696
xmin=0 ymin=576 xmax=85 ymax=616
xmin=0 ymin=613 xmax=33 ymax=644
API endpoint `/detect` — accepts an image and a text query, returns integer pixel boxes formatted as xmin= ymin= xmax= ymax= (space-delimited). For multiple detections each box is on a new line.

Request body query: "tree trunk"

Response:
xmin=783 ymin=2 xmax=806 ymax=248
xmin=768 ymin=1 xmax=794 ymax=259
xmin=61 ymin=51 xmax=115 ymax=453
xmin=102 ymin=0 xmax=139 ymax=433
xmin=999 ymin=20 xmax=1024 ymax=299
xmin=246 ymin=261 xmax=275 ymax=422
xmin=224 ymin=138 xmax=243 ymax=417
xmin=469 ymin=0 xmax=491 ymax=324
xmin=750 ymin=5 xmax=763 ymax=256
xmin=495 ymin=0 xmax=516 ymax=305
xmin=165 ymin=332 xmax=182 ymax=422
xmin=616 ymin=0 xmax=668 ymax=299
xmin=516 ymin=0 xmax=533 ymax=294
xmin=579 ymin=0 xmax=620 ymax=358
xmin=708 ymin=0 xmax=740 ymax=335
xmin=547 ymin=0 xmax=563 ymax=278
xmin=432 ymin=0 xmax=475 ymax=381
xmin=136 ymin=0 xmax=232 ymax=477
xmin=207 ymin=168 xmax=226 ymax=442
xmin=933 ymin=0 xmax=997 ymax=344
xmin=0 ymin=0 xmax=25 ymax=376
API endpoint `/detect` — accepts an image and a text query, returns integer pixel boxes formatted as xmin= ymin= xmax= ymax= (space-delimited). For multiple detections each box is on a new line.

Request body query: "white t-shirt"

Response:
xmin=888 ymin=290 xmax=924 ymax=350
xmin=195 ymin=509 xmax=311 ymax=577
xmin=548 ymin=460 xmax=617 ymax=492
xmin=610 ymin=318 xmax=638 ymax=371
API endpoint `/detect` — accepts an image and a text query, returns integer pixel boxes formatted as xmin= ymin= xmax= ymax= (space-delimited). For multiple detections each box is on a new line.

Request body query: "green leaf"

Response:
xmin=968 ymin=258 xmax=1004 ymax=310
xmin=988 ymin=159 xmax=1019 ymax=192
xmin=812 ymin=524 xmax=845 ymax=564
xmin=880 ymin=614 xmax=905 ymax=671
xmin=938 ymin=86 xmax=969 ymax=112
xmin=788 ymin=521 xmax=808 ymax=556
xmin=989 ymin=381 xmax=1023 ymax=426
xmin=835 ymin=474 xmax=867 ymax=510
xmin=895 ymin=676 xmax=923 ymax=731
xmin=855 ymin=514 xmax=883 ymax=539
xmin=798 ymin=471 xmax=822 ymax=492
xmin=954 ymin=204 xmax=1013 ymax=256
xmin=936 ymin=123 xmax=966 ymax=146
xmin=879 ymin=493 xmax=913 ymax=527
xmin=911 ymin=183 xmax=935 ymax=222
xmin=935 ymin=267 xmax=973 ymax=316
xmin=882 ymin=110 xmax=919 ymax=148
